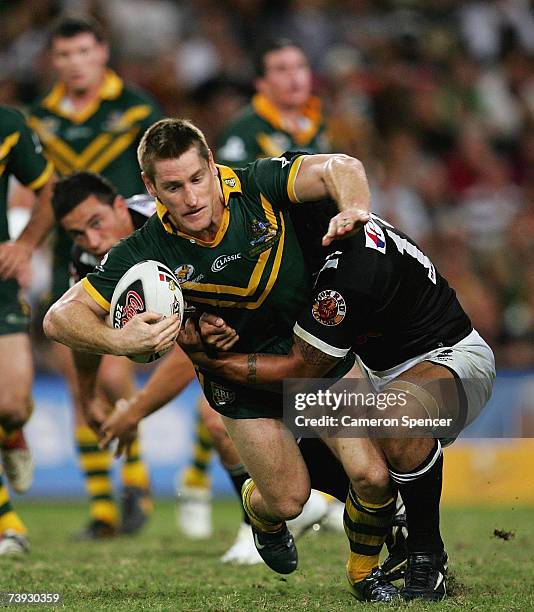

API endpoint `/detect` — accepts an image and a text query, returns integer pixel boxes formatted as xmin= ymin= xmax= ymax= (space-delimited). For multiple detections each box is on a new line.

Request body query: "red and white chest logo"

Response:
xmin=312 ymin=289 xmax=347 ymax=326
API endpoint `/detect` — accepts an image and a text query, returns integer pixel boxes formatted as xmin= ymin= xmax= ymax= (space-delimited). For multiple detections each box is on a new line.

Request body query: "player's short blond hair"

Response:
xmin=138 ymin=118 xmax=210 ymax=183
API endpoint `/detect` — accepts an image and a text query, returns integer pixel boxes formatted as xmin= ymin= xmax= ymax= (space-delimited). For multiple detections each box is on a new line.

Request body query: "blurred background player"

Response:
xmin=27 ymin=16 xmax=163 ymax=539
xmin=176 ymin=37 xmax=343 ymax=546
xmin=0 ymin=105 xmax=54 ymax=554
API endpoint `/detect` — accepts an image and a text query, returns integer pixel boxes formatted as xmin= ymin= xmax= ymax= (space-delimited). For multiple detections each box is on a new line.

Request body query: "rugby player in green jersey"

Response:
xmin=28 ymin=16 xmax=162 ymax=538
xmin=43 ymin=118 xmax=371 ymax=579
xmin=0 ymin=106 xmax=55 ymax=554
xmin=178 ymin=37 xmax=338 ymax=555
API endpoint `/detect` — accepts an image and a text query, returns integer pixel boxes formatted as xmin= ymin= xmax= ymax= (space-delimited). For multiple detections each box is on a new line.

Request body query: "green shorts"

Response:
xmin=199 ymin=348 xmax=356 ymax=420
xmin=0 ymin=281 xmax=30 ymax=336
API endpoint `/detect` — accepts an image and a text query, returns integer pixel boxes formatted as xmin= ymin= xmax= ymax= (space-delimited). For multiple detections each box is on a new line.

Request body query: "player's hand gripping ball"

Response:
xmin=109 ymin=260 xmax=184 ymax=362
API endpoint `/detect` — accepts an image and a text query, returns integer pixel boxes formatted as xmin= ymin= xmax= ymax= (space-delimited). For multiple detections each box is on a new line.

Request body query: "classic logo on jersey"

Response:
xmin=114 ymin=289 xmax=145 ymax=329
xmin=312 ymin=290 xmax=346 ymax=326
xmin=211 ymin=253 xmax=242 ymax=273
xmin=175 ymin=264 xmax=195 ymax=284
xmin=223 ymin=177 xmax=236 ymax=188
xmin=210 ymin=382 xmax=236 ymax=407
xmin=364 ymin=219 xmax=386 ymax=254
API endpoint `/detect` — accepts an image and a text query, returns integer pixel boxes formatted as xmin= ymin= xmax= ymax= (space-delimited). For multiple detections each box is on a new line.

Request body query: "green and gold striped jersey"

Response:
xmin=29 ymin=70 xmax=162 ymax=196
xmin=83 ymin=156 xmax=309 ymax=354
xmin=0 ymin=106 xmax=54 ymax=303
xmin=0 ymin=106 xmax=53 ymax=244
xmin=83 ymin=154 xmax=354 ymax=418
xmin=216 ymin=94 xmax=330 ymax=167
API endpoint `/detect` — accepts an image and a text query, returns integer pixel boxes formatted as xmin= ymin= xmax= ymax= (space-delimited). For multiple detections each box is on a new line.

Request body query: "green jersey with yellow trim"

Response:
xmin=83 ymin=155 xmax=353 ymax=418
xmin=216 ymin=93 xmax=330 ymax=167
xmin=29 ymin=70 xmax=162 ymax=196
xmin=29 ymin=70 xmax=163 ymax=304
xmin=0 ymin=106 xmax=53 ymax=315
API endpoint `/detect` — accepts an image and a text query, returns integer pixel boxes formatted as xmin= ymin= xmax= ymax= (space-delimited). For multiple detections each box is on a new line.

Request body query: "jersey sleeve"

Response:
xmin=293 ymin=250 xmax=379 ymax=357
xmin=82 ymin=235 xmax=146 ymax=312
xmin=250 ymin=152 xmax=307 ymax=210
xmin=8 ymin=112 xmax=53 ymax=190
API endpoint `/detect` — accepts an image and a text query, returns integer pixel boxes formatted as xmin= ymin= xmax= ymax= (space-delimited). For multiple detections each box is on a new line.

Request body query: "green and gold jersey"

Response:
xmin=29 ymin=70 xmax=163 ymax=302
xmin=0 ymin=106 xmax=53 ymax=319
xmin=83 ymin=155 xmax=352 ymax=418
xmin=0 ymin=106 xmax=53 ymax=243
xmin=29 ymin=70 xmax=162 ymax=196
xmin=84 ymin=156 xmax=309 ymax=351
xmin=216 ymin=94 xmax=330 ymax=167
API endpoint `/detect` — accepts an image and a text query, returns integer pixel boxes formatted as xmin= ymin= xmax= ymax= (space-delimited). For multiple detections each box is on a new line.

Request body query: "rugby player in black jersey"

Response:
xmin=179 ymin=210 xmax=495 ymax=602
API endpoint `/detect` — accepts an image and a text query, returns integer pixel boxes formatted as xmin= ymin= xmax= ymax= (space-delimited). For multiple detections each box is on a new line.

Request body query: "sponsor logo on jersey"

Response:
xmin=223 ymin=177 xmax=236 ymax=188
xmin=311 ymin=289 xmax=346 ymax=326
xmin=364 ymin=219 xmax=386 ymax=254
xmin=211 ymin=253 xmax=242 ymax=273
xmin=210 ymin=382 xmax=236 ymax=406
xmin=115 ymin=290 xmax=144 ymax=328
xmin=175 ymin=264 xmax=195 ymax=284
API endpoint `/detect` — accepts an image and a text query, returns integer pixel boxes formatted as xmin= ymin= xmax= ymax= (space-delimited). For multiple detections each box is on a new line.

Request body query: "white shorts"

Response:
xmin=353 ymin=329 xmax=496 ymax=433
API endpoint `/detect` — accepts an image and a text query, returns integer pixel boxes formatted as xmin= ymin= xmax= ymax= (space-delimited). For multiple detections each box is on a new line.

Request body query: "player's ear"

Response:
xmin=142 ymin=172 xmax=157 ymax=198
xmin=207 ymin=150 xmax=217 ymax=175
xmin=112 ymin=195 xmax=127 ymax=214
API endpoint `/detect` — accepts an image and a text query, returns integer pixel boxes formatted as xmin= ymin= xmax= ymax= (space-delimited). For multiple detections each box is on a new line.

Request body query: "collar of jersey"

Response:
xmin=156 ymin=165 xmax=242 ymax=246
xmin=41 ymin=70 xmax=124 ymax=124
xmin=252 ymin=93 xmax=323 ymax=145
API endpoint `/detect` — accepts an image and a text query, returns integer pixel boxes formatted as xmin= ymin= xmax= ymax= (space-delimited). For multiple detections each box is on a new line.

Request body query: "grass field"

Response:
xmin=0 ymin=499 xmax=532 ymax=611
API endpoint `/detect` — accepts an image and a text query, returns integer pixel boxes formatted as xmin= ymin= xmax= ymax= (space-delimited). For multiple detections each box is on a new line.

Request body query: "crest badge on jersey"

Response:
xmin=175 ymin=264 xmax=195 ymax=284
xmin=210 ymin=382 xmax=236 ymax=407
xmin=312 ymin=289 xmax=346 ymax=326
xmin=364 ymin=219 xmax=386 ymax=254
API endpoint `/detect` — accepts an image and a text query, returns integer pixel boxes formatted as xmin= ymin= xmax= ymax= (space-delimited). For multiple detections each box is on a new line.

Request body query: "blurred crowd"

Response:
xmin=1 ymin=0 xmax=533 ymax=368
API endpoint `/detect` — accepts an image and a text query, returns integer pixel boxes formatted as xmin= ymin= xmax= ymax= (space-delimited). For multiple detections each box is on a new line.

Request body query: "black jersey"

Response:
xmin=294 ymin=214 xmax=472 ymax=371
xmin=70 ymin=194 xmax=155 ymax=283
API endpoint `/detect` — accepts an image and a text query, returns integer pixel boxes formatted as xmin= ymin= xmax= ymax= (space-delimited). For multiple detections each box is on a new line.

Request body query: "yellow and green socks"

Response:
xmin=75 ymin=426 xmax=118 ymax=527
xmin=344 ymin=485 xmax=396 ymax=584
xmin=242 ymin=479 xmax=283 ymax=533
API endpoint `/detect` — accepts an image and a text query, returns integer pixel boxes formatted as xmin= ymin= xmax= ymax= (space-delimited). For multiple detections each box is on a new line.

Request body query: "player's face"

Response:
xmin=143 ymin=147 xmax=224 ymax=240
xmin=61 ymin=195 xmax=132 ymax=257
xmin=256 ymin=46 xmax=311 ymax=110
xmin=51 ymin=33 xmax=109 ymax=95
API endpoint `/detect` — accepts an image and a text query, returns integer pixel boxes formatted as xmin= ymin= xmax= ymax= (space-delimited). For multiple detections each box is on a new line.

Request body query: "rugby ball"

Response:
xmin=109 ymin=260 xmax=184 ymax=363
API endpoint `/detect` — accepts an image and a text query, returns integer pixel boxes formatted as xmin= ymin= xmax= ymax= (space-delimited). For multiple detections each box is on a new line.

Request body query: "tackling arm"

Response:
xmin=188 ymin=333 xmax=340 ymax=394
xmin=293 ymin=154 xmax=371 ymax=246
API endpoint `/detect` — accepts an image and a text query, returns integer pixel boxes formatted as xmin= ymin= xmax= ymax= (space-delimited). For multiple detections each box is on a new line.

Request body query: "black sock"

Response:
xmin=224 ymin=463 xmax=250 ymax=525
xmin=388 ymin=440 xmax=444 ymax=554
